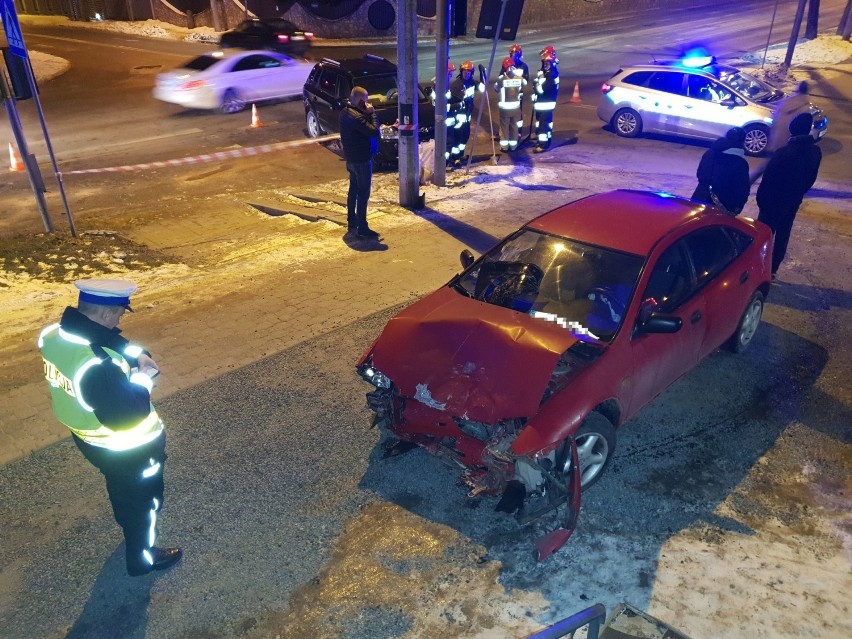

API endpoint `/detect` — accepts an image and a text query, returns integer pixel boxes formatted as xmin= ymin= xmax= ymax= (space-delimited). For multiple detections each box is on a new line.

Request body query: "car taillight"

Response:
xmin=601 ymin=82 xmax=613 ymax=94
xmin=277 ymin=34 xmax=290 ymax=43
xmin=304 ymin=32 xmax=314 ymax=40
xmin=180 ymin=80 xmax=207 ymax=90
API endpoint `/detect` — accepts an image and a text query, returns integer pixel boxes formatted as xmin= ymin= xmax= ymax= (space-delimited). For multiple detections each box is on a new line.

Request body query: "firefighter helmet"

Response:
xmin=540 ymin=46 xmax=558 ymax=63
xmin=501 ymin=57 xmax=514 ymax=72
xmin=509 ymin=44 xmax=523 ymax=59
xmin=460 ymin=60 xmax=475 ymax=72
xmin=447 ymin=61 xmax=456 ymax=72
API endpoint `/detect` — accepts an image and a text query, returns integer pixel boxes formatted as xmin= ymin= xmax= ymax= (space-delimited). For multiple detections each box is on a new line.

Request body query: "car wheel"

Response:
xmin=306 ymin=109 xmax=323 ymax=138
xmin=725 ymin=291 xmax=764 ymax=353
xmin=613 ymin=108 xmax=642 ymax=138
xmin=556 ymin=412 xmax=616 ymax=490
xmin=743 ymin=124 xmax=770 ymax=156
xmin=220 ymin=89 xmax=246 ymax=114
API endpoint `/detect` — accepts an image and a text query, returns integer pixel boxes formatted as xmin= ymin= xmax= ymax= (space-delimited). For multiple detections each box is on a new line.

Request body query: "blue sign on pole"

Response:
xmin=1 ymin=0 xmax=28 ymax=57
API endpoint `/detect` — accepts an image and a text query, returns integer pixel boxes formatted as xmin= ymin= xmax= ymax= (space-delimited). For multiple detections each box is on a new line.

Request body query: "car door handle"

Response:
xmin=740 ymin=271 xmax=749 ymax=284
xmin=690 ymin=310 xmax=702 ymax=325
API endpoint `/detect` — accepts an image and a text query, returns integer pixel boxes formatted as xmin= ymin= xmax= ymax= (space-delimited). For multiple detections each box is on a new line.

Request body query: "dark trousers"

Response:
xmin=535 ymin=108 xmax=554 ymax=148
xmin=346 ymin=160 xmax=373 ymax=233
xmin=758 ymin=207 xmax=797 ymax=274
xmin=73 ymin=433 xmax=166 ymax=574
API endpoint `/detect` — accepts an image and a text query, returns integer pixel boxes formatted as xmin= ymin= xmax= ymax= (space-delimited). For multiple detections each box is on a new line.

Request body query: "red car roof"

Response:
xmin=526 ymin=190 xmax=708 ymax=256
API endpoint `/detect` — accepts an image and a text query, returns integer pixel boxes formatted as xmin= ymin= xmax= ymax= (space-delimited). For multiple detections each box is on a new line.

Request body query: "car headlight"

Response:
xmin=358 ymin=359 xmax=392 ymax=389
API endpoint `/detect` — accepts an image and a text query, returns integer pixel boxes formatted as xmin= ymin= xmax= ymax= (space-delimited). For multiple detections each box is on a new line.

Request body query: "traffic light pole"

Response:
xmin=433 ymin=0 xmax=450 ymax=187
xmin=397 ymin=0 xmax=420 ymax=207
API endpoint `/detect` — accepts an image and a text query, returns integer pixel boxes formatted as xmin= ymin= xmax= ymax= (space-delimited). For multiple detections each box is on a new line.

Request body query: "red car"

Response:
xmin=357 ymin=190 xmax=772 ymax=557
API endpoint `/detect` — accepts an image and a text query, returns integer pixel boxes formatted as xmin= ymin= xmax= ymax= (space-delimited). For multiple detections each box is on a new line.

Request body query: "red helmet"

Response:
xmin=460 ymin=60 xmax=474 ymax=72
xmin=447 ymin=61 xmax=456 ymax=72
xmin=540 ymin=46 xmax=558 ymax=62
xmin=501 ymin=57 xmax=514 ymax=72
xmin=509 ymin=44 xmax=522 ymax=58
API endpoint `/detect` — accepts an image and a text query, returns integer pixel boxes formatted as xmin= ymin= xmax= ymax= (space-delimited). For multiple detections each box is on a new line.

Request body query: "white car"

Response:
xmin=154 ymin=50 xmax=314 ymax=114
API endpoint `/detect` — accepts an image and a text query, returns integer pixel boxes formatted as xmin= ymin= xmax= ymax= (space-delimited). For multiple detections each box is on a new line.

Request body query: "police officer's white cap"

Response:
xmin=74 ymin=279 xmax=137 ymax=311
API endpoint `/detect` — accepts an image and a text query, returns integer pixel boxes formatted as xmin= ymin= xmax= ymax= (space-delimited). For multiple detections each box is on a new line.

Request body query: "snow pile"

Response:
xmin=17 ymin=14 xmax=218 ymax=43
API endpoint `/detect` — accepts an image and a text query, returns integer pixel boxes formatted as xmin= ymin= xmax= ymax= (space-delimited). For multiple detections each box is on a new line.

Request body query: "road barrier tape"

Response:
xmin=61 ymin=134 xmax=341 ymax=176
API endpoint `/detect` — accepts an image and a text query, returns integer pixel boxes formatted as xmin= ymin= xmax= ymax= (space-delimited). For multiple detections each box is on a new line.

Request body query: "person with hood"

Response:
xmin=756 ymin=112 xmax=822 ymax=277
xmin=691 ymin=126 xmax=750 ymax=215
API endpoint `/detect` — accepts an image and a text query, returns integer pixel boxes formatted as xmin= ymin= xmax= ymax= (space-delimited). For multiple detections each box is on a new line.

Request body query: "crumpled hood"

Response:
xmin=370 ymin=287 xmax=579 ymax=423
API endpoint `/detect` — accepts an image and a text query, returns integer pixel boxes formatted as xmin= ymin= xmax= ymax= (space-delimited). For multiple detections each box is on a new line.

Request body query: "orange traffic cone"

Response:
xmin=569 ymin=81 xmax=582 ymax=104
xmin=8 ymin=143 xmax=24 ymax=172
xmin=250 ymin=104 xmax=263 ymax=128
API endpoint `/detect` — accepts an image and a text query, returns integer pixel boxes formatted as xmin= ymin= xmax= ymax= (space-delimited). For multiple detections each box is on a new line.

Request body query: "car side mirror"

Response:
xmin=639 ymin=312 xmax=683 ymax=334
xmin=460 ymin=249 xmax=475 ymax=270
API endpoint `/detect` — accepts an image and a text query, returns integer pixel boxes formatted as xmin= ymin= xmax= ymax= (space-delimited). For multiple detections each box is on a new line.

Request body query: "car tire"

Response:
xmin=743 ymin=124 xmax=770 ymax=156
xmin=306 ymin=109 xmax=323 ymax=138
xmin=220 ymin=89 xmax=246 ymax=114
xmin=725 ymin=291 xmax=764 ymax=353
xmin=613 ymin=108 xmax=642 ymax=138
xmin=556 ymin=412 xmax=616 ymax=490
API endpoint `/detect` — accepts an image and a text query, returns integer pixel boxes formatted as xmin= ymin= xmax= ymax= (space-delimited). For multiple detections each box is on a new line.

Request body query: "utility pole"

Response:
xmin=397 ymin=0 xmax=420 ymax=207
xmin=783 ymin=0 xmax=808 ymax=69
xmin=433 ymin=0 xmax=450 ymax=187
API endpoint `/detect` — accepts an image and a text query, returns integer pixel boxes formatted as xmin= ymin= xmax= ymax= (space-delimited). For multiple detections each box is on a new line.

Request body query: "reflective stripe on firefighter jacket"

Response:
xmin=38 ymin=323 xmax=164 ymax=451
xmin=495 ymin=71 xmax=526 ymax=110
xmin=431 ymin=88 xmax=459 ymax=128
xmin=534 ymin=66 xmax=560 ymax=111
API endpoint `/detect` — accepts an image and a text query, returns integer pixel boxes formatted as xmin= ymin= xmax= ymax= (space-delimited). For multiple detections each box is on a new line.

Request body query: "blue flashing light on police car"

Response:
xmin=681 ymin=48 xmax=715 ymax=68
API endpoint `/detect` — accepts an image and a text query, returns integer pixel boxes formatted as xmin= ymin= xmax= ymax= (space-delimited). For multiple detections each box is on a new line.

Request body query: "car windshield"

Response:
xmin=453 ymin=229 xmax=644 ymax=342
xmin=716 ymin=68 xmax=778 ymax=102
xmin=181 ymin=55 xmax=220 ymax=72
xmin=359 ymin=74 xmax=424 ymax=105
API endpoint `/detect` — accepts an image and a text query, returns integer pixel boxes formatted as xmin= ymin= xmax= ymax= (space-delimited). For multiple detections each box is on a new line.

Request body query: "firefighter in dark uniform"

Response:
xmin=533 ymin=45 xmax=560 ymax=153
xmin=508 ymin=44 xmax=530 ymax=136
xmin=38 ymin=279 xmax=182 ymax=577
xmin=431 ymin=61 xmax=461 ymax=165
xmin=495 ymin=57 xmax=526 ymax=152
xmin=450 ymin=60 xmax=485 ymax=167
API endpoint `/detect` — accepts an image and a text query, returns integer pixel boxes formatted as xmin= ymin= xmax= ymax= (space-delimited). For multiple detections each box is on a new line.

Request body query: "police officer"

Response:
xmin=533 ymin=46 xmax=560 ymax=153
xmin=38 ymin=279 xmax=182 ymax=577
xmin=509 ymin=44 xmax=530 ymax=136
xmin=431 ymin=61 xmax=461 ymax=166
xmin=450 ymin=60 xmax=485 ymax=167
xmin=495 ymin=57 xmax=526 ymax=152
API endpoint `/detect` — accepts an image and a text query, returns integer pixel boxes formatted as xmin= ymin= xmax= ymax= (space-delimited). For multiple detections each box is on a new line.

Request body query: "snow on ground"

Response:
xmin=17 ymin=14 xmax=219 ymax=43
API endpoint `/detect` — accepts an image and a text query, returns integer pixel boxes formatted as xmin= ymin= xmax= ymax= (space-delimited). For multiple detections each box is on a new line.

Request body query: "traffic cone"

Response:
xmin=250 ymin=104 xmax=262 ymax=128
xmin=8 ymin=143 xmax=24 ymax=172
xmin=569 ymin=81 xmax=582 ymax=104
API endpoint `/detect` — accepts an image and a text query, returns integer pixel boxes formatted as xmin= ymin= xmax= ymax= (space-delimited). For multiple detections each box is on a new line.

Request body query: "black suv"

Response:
xmin=302 ymin=55 xmax=435 ymax=165
xmin=219 ymin=19 xmax=314 ymax=57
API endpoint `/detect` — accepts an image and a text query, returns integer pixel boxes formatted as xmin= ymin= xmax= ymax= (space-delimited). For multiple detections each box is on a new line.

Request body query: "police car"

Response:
xmin=596 ymin=53 xmax=828 ymax=156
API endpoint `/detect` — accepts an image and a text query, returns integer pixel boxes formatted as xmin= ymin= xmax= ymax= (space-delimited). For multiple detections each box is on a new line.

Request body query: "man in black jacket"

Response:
xmin=757 ymin=113 xmax=822 ymax=276
xmin=691 ymin=126 xmax=750 ymax=215
xmin=339 ymin=86 xmax=381 ymax=239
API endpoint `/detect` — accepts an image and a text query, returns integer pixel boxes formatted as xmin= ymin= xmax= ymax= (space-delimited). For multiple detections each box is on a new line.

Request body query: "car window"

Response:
xmin=231 ymin=55 xmax=280 ymax=72
xmin=181 ymin=55 xmax=220 ymax=72
xmin=724 ymin=227 xmax=753 ymax=255
xmin=644 ymin=242 xmax=692 ymax=311
xmin=647 ymin=72 xmax=685 ymax=96
xmin=717 ymin=68 xmax=777 ymax=102
xmin=319 ymin=71 xmax=340 ymax=96
xmin=307 ymin=65 xmax=321 ymax=85
xmin=683 ymin=227 xmax=738 ymax=286
xmin=453 ymin=229 xmax=643 ymax=342
xmin=686 ymin=75 xmax=732 ymax=103
xmin=622 ymin=71 xmax=654 ymax=87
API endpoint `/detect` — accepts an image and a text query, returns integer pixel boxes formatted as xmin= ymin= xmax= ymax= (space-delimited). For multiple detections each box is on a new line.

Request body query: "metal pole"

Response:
xmin=433 ymin=0 xmax=449 ymax=187
xmin=783 ymin=0 xmax=808 ymax=69
xmin=24 ymin=54 xmax=77 ymax=237
xmin=761 ymin=0 xmax=781 ymax=69
xmin=465 ymin=0 xmax=507 ymax=172
xmin=397 ymin=0 xmax=419 ymax=207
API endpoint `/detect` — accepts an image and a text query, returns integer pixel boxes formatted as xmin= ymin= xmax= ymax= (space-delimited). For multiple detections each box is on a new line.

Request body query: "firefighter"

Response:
xmin=38 ymin=279 xmax=182 ymax=577
xmin=431 ymin=61 xmax=461 ymax=165
xmin=533 ymin=45 xmax=560 ymax=153
xmin=494 ymin=57 xmax=526 ymax=152
xmin=450 ymin=60 xmax=486 ymax=167
xmin=509 ymin=44 xmax=530 ymax=136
